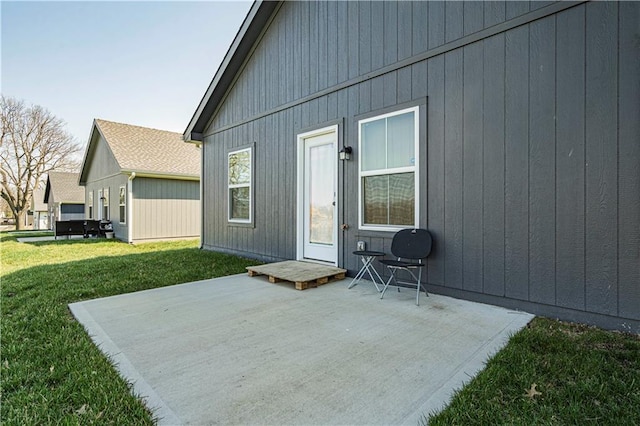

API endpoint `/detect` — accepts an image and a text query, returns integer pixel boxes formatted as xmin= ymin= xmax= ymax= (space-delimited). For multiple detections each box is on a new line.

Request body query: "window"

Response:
xmin=61 ymin=204 xmax=84 ymax=214
xmin=98 ymin=189 xmax=102 ymax=219
xmin=102 ymin=188 xmax=109 ymax=220
xmin=88 ymin=191 xmax=93 ymax=219
xmin=119 ymin=186 xmax=126 ymax=224
xmin=359 ymin=106 xmax=419 ymax=231
xmin=228 ymin=147 xmax=252 ymax=223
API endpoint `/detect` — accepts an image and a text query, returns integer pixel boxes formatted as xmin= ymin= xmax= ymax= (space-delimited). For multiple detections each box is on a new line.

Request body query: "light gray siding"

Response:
xmin=52 ymin=203 xmax=84 ymax=223
xmin=84 ymin=174 xmax=129 ymax=239
xmin=47 ymin=197 xmax=84 ymax=227
xmin=201 ymin=1 xmax=640 ymax=332
xmin=82 ymin=132 xmax=126 ymax=235
xmin=131 ymin=177 xmax=199 ymax=242
xmin=84 ymin=176 xmax=199 ymax=242
xmin=81 ymin=129 xmax=200 ymax=242
xmin=84 ymin=133 xmax=121 ymax=183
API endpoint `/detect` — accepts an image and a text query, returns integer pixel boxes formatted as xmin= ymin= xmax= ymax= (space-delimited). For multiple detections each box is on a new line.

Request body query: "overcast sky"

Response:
xmin=1 ymin=1 xmax=252 ymax=148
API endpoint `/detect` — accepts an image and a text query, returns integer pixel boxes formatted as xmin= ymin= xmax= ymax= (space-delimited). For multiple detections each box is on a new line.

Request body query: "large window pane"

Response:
xmin=363 ymin=173 xmax=414 ymax=226
xmin=387 ymin=112 xmax=415 ymax=169
xmin=230 ymin=187 xmax=250 ymax=220
xmin=229 ymin=151 xmax=251 ymax=185
xmin=361 ymin=119 xmax=386 ymax=172
xmin=363 ymin=175 xmax=388 ymax=225
xmin=389 ymin=173 xmax=415 ymax=225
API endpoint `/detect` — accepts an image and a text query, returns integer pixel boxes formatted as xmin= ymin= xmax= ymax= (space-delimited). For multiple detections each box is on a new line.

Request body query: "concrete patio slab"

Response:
xmin=69 ymin=274 xmax=533 ymax=425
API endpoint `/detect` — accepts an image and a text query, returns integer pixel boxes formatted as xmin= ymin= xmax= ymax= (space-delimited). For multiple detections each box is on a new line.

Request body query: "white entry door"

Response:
xmin=297 ymin=126 xmax=338 ymax=265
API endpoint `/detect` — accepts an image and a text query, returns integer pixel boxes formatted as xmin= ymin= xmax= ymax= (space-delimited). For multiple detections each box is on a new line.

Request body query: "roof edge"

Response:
xmin=183 ymin=0 xmax=281 ymax=141
xmin=184 ymin=135 xmax=203 ymax=145
xmin=78 ymin=119 xmax=100 ymax=185
xmin=121 ymin=170 xmax=200 ymax=182
xmin=43 ymin=176 xmax=52 ymax=203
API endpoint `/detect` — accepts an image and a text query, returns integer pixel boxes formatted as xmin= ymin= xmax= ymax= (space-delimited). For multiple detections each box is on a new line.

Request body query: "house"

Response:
xmin=78 ymin=119 xmax=200 ymax=243
xmin=44 ymin=172 xmax=85 ymax=228
xmin=31 ymin=188 xmax=49 ymax=230
xmin=184 ymin=1 xmax=639 ymax=333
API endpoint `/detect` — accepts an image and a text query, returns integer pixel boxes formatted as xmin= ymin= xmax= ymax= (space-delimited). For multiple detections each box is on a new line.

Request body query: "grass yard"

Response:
xmin=0 ymin=233 xmax=257 ymax=424
xmin=2 ymin=232 xmax=639 ymax=425
xmin=427 ymin=319 xmax=640 ymax=425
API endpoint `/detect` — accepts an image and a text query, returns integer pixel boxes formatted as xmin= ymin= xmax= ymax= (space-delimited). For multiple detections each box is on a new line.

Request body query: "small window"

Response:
xmin=119 ymin=186 xmax=126 ymax=224
xmin=358 ymin=106 xmax=419 ymax=231
xmin=102 ymin=188 xmax=109 ymax=220
xmin=98 ymin=189 xmax=103 ymax=219
xmin=88 ymin=191 xmax=93 ymax=219
xmin=228 ymin=147 xmax=252 ymax=223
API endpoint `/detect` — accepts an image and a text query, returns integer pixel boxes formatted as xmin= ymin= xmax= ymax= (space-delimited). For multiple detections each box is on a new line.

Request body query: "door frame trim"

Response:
xmin=296 ymin=124 xmax=339 ymax=266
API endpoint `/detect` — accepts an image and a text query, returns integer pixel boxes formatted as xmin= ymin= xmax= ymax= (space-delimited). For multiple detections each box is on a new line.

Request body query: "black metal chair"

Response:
xmin=379 ymin=228 xmax=433 ymax=305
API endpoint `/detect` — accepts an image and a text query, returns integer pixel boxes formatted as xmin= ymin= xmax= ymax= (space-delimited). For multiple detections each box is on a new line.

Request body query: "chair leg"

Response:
xmin=400 ymin=268 xmax=421 ymax=305
xmin=381 ymin=267 xmax=428 ymax=305
xmin=380 ymin=269 xmax=398 ymax=300
xmin=416 ymin=268 xmax=422 ymax=306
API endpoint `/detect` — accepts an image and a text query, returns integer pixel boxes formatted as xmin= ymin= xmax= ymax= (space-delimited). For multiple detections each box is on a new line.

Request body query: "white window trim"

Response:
xmin=88 ymin=190 xmax=93 ymax=219
xmin=358 ymin=106 xmax=420 ymax=232
xmin=98 ymin=189 xmax=103 ymax=220
xmin=102 ymin=187 xmax=110 ymax=221
xmin=227 ymin=146 xmax=253 ymax=224
xmin=119 ymin=185 xmax=126 ymax=224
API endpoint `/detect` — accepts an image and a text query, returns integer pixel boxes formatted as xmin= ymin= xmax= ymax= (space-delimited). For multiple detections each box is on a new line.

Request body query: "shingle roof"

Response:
xmin=95 ymin=119 xmax=200 ymax=177
xmin=45 ymin=172 xmax=85 ymax=204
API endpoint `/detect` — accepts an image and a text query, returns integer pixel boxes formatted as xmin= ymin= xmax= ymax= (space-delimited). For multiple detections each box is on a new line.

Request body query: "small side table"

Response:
xmin=348 ymin=250 xmax=386 ymax=292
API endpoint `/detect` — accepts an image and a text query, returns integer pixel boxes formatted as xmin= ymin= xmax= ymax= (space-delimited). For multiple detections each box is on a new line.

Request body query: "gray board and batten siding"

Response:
xmin=80 ymin=124 xmax=200 ymax=243
xmin=83 ymin=130 xmax=121 ymax=181
xmin=83 ymin=176 xmax=200 ymax=242
xmin=131 ymin=177 xmax=200 ymax=242
xmin=44 ymin=172 xmax=86 ymax=226
xmin=194 ymin=1 xmax=639 ymax=333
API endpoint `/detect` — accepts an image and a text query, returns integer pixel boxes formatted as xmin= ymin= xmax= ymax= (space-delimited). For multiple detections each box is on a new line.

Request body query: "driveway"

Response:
xmin=69 ymin=274 xmax=533 ymax=425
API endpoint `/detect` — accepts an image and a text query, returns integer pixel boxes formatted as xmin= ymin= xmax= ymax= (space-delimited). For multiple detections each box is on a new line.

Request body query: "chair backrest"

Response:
xmin=390 ymin=228 xmax=433 ymax=260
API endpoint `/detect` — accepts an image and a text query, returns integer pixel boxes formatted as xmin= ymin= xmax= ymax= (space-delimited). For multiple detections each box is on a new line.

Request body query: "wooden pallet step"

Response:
xmin=246 ymin=261 xmax=347 ymax=291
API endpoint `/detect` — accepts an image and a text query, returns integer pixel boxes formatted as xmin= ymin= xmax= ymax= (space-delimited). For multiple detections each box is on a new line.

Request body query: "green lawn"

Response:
xmin=428 ymin=317 xmax=640 ymax=425
xmin=2 ymin=232 xmax=639 ymax=425
xmin=1 ymin=233 xmax=257 ymax=424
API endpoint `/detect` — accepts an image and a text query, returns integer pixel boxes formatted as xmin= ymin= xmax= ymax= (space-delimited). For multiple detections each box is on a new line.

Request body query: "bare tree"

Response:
xmin=1 ymin=96 xmax=81 ymax=230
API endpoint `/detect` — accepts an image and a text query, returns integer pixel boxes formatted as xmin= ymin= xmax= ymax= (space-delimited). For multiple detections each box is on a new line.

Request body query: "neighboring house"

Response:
xmin=184 ymin=1 xmax=639 ymax=333
xmin=78 ymin=119 xmax=200 ymax=243
xmin=31 ymin=188 xmax=49 ymax=230
xmin=44 ymin=172 xmax=85 ymax=228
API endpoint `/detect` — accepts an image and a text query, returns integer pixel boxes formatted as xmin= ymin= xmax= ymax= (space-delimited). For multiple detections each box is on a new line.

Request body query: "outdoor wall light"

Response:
xmin=339 ymin=146 xmax=352 ymax=161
